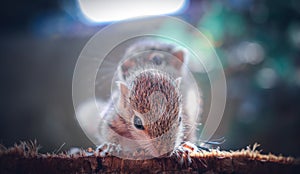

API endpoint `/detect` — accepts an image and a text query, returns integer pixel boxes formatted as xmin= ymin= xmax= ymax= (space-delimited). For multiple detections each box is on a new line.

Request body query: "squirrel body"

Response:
xmin=97 ymin=40 xmax=201 ymax=156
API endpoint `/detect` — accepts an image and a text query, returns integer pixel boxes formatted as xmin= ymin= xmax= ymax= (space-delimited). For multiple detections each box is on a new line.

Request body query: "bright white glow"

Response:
xmin=78 ymin=0 xmax=188 ymax=23
xmin=256 ymin=68 xmax=277 ymax=89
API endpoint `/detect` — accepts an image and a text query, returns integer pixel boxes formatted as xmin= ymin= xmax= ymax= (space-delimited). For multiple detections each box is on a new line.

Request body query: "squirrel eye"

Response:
xmin=179 ymin=117 xmax=182 ymax=123
xmin=151 ymin=55 xmax=162 ymax=65
xmin=133 ymin=115 xmax=144 ymax=130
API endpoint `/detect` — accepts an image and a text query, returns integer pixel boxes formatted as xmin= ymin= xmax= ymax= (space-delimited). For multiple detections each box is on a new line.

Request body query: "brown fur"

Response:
xmin=97 ymin=40 xmax=199 ymax=156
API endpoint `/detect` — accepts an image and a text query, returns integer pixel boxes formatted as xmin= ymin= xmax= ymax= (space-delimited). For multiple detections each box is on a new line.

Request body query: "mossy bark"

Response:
xmin=0 ymin=142 xmax=299 ymax=174
xmin=1 ymin=154 xmax=299 ymax=173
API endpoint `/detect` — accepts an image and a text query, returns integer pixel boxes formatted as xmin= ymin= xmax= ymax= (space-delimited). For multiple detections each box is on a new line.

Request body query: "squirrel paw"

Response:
xmin=172 ymin=141 xmax=208 ymax=165
xmin=96 ymin=143 xmax=122 ymax=157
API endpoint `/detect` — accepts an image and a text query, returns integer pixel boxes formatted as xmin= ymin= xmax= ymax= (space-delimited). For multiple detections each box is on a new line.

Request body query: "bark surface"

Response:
xmin=0 ymin=141 xmax=299 ymax=174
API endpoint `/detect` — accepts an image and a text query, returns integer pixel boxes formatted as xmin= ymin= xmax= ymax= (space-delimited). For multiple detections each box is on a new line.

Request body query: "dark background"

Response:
xmin=0 ymin=0 xmax=300 ymax=157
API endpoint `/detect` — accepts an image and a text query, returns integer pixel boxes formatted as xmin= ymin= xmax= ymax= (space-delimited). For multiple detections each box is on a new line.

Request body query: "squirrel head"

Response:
xmin=117 ymin=69 xmax=183 ymax=156
xmin=119 ymin=40 xmax=187 ymax=81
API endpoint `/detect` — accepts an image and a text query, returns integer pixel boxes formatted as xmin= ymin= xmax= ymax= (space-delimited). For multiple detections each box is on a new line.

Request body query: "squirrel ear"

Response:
xmin=175 ymin=77 xmax=182 ymax=89
xmin=116 ymin=81 xmax=130 ymax=109
xmin=116 ymin=81 xmax=129 ymax=96
xmin=172 ymin=50 xmax=185 ymax=63
xmin=172 ymin=50 xmax=186 ymax=70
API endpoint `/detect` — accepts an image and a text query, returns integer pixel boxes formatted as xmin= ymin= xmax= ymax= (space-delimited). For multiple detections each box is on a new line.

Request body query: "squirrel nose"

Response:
xmin=150 ymin=140 xmax=174 ymax=157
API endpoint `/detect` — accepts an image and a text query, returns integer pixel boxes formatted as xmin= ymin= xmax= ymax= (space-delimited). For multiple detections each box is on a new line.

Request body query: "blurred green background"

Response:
xmin=0 ymin=0 xmax=299 ymax=157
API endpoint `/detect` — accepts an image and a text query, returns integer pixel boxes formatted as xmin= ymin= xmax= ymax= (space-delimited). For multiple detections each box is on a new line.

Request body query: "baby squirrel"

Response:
xmin=97 ymin=40 xmax=200 ymax=157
